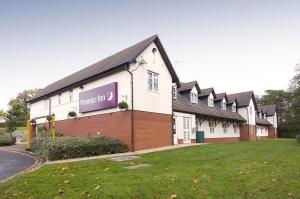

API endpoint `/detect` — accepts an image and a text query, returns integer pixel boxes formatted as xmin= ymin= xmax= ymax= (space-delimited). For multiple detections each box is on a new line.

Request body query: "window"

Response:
xmin=233 ymin=123 xmax=238 ymax=133
xmin=58 ymin=94 xmax=62 ymax=105
xmin=263 ymin=114 xmax=266 ymax=119
xmin=148 ymin=71 xmax=158 ymax=92
xmin=172 ymin=86 xmax=177 ymax=99
xmin=69 ymin=90 xmax=73 ymax=102
xmin=44 ymin=99 xmax=49 ymax=110
xmin=232 ymin=103 xmax=236 ymax=112
xmin=209 ymin=122 xmax=215 ymax=133
xmin=222 ymin=123 xmax=227 ymax=133
xmin=208 ymin=96 xmax=214 ymax=107
xmin=259 ymin=112 xmax=262 ymax=118
xmin=221 ymin=100 xmax=226 ymax=110
xmin=190 ymin=92 xmax=198 ymax=104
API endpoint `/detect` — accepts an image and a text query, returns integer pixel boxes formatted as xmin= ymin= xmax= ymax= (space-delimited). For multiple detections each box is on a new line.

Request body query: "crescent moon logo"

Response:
xmin=107 ymin=91 xmax=113 ymax=101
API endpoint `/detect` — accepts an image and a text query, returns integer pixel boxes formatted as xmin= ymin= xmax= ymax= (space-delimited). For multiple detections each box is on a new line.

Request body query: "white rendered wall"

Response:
xmin=131 ymin=42 xmax=173 ymax=115
xmin=197 ymin=119 xmax=240 ymax=139
xmin=237 ymin=98 xmax=256 ymax=125
xmin=30 ymin=41 xmax=175 ymax=123
xmin=30 ymin=70 xmax=131 ymax=124
xmin=173 ymin=112 xmax=196 ymax=141
xmin=267 ymin=112 xmax=277 ymax=128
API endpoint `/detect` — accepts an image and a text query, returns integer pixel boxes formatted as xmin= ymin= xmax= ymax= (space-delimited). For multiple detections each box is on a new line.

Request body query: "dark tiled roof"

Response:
xmin=29 ymin=35 xmax=179 ymax=103
xmin=215 ymin=93 xmax=228 ymax=101
xmin=227 ymin=91 xmax=256 ymax=108
xmin=198 ymin=88 xmax=215 ymax=98
xmin=256 ymin=117 xmax=273 ymax=126
xmin=173 ymin=93 xmax=245 ymax=122
xmin=178 ymin=81 xmax=200 ymax=92
xmin=259 ymin=105 xmax=277 ymax=116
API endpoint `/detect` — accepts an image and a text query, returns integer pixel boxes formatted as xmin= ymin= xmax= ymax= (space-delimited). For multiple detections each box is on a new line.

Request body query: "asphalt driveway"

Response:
xmin=0 ymin=150 xmax=36 ymax=182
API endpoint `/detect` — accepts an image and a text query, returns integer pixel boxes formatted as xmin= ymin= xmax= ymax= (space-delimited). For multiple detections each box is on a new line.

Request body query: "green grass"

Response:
xmin=1 ymin=139 xmax=299 ymax=199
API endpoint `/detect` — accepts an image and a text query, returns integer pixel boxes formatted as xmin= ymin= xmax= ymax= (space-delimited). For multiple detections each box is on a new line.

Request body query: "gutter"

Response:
xmin=124 ymin=64 xmax=135 ymax=152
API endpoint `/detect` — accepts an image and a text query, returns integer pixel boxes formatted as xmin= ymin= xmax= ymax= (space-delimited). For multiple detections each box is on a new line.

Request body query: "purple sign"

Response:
xmin=79 ymin=82 xmax=118 ymax=113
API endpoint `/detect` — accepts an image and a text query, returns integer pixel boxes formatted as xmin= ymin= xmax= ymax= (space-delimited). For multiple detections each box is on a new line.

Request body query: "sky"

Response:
xmin=0 ymin=0 xmax=299 ymax=110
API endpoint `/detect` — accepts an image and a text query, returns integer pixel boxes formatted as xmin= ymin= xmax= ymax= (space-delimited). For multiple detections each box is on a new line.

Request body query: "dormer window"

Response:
xmin=221 ymin=100 xmax=226 ymax=110
xmin=263 ymin=113 xmax=266 ymax=119
xmin=208 ymin=96 xmax=214 ymax=107
xmin=190 ymin=92 xmax=198 ymax=104
xmin=172 ymin=86 xmax=177 ymax=99
xmin=232 ymin=103 xmax=236 ymax=112
xmin=259 ymin=112 xmax=262 ymax=118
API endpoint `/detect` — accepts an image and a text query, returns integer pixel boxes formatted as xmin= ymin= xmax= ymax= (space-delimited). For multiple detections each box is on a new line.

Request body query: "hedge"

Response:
xmin=0 ymin=136 xmax=16 ymax=146
xmin=31 ymin=136 xmax=128 ymax=160
xmin=296 ymin=135 xmax=300 ymax=143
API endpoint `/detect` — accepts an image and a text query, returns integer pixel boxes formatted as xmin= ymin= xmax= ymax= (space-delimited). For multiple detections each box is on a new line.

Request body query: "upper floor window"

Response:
xmin=221 ymin=101 xmax=226 ymax=110
xmin=69 ymin=90 xmax=73 ymax=102
xmin=190 ymin=92 xmax=198 ymax=104
xmin=259 ymin=112 xmax=262 ymax=118
xmin=249 ymin=107 xmax=253 ymax=116
xmin=172 ymin=86 xmax=177 ymax=99
xmin=232 ymin=104 xmax=236 ymax=112
xmin=44 ymin=99 xmax=49 ymax=110
xmin=208 ymin=96 xmax=214 ymax=107
xmin=58 ymin=94 xmax=62 ymax=105
xmin=263 ymin=114 xmax=266 ymax=119
xmin=148 ymin=71 xmax=158 ymax=92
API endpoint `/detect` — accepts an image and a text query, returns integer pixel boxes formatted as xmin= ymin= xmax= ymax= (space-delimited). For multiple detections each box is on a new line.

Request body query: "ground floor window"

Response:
xmin=209 ymin=122 xmax=215 ymax=134
xmin=222 ymin=124 xmax=227 ymax=133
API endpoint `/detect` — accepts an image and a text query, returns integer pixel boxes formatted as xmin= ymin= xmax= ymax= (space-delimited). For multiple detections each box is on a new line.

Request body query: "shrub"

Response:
xmin=296 ymin=135 xmax=300 ymax=143
xmin=31 ymin=136 xmax=128 ymax=160
xmin=0 ymin=135 xmax=16 ymax=146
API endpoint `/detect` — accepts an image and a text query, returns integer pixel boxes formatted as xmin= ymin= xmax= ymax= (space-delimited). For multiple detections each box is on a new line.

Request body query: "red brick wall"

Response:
xmin=205 ymin=137 xmax=240 ymax=143
xmin=240 ymin=124 xmax=257 ymax=141
xmin=55 ymin=111 xmax=132 ymax=148
xmin=53 ymin=110 xmax=172 ymax=151
xmin=268 ymin=127 xmax=277 ymax=138
xmin=133 ymin=111 xmax=172 ymax=150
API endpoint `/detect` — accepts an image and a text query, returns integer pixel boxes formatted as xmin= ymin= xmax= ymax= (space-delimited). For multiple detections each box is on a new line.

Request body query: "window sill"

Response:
xmin=147 ymin=90 xmax=159 ymax=94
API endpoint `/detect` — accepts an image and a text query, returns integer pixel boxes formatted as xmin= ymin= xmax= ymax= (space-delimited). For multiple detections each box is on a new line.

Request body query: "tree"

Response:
xmin=5 ymin=89 xmax=40 ymax=133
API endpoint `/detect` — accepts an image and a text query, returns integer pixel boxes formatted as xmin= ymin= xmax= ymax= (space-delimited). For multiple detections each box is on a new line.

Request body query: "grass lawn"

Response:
xmin=1 ymin=139 xmax=299 ymax=199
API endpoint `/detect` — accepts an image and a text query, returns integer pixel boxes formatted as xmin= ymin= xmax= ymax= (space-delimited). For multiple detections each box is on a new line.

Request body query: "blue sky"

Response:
xmin=1 ymin=0 xmax=300 ymax=110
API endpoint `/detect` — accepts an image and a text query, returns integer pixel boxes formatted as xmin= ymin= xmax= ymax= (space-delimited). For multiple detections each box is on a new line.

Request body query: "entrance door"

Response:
xmin=183 ymin=117 xmax=191 ymax=143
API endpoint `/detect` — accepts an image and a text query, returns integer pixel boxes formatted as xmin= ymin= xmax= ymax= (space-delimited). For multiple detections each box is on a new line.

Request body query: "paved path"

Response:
xmin=0 ymin=149 xmax=36 ymax=182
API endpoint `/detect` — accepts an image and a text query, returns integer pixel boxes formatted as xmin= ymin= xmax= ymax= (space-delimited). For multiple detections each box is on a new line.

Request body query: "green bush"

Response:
xmin=0 ymin=136 xmax=16 ymax=146
xmin=31 ymin=136 xmax=128 ymax=160
xmin=296 ymin=135 xmax=300 ymax=143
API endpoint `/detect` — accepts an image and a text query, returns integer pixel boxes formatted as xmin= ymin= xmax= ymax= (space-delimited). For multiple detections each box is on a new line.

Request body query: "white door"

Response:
xmin=173 ymin=118 xmax=178 ymax=144
xmin=183 ymin=117 xmax=191 ymax=143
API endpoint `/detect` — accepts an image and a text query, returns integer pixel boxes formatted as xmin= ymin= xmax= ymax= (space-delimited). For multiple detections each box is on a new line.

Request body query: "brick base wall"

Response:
xmin=133 ymin=111 xmax=172 ymax=150
xmin=240 ymin=124 xmax=257 ymax=141
xmin=268 ymin=127 xmax=277 ymax=138
xmin=205 ymin=137 xmax=240 ymax=143
xmin=52 ymin=110 xmax=172 ymax=151
xmin=256 ymin=136 xmax=268 ymax=140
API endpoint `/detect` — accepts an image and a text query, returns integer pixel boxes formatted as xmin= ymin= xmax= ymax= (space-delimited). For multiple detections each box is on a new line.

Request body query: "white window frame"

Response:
xmin=209 ymin=122 xmax=215 ymax=133
xmin=69 ymin=90 xmax=73 ymax=102
xmin=190 ymin=92 xmax=198 ymax=104
xmin=222 ymin=123 xmax=227 ymax=133
xmin=232 ymin=103 xmax=236 ymax=112
xmin=58 ymin=94 xmax=62 ymax=105
xmin=208 ymin=96 xmax=214 ymax=107
xmin=221 ymin=100 xmax=226 ymax=110
xmin=148 ymin=71 xmax=159 ymax=92
xmin=172 ymin=86 xmax=177 ymax=99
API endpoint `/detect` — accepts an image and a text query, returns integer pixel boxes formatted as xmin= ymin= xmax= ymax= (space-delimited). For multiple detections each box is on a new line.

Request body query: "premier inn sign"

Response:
xmin=79 ymin=82 xmax=118 ymax=113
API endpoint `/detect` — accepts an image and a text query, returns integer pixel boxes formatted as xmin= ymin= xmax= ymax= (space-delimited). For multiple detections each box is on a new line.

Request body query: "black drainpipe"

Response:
xmin=125 ymin=64 xmax=135 ymax=152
